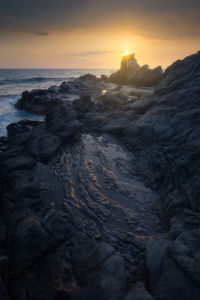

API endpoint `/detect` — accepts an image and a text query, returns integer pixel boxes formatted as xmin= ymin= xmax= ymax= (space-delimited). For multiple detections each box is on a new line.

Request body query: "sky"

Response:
xmin=0 ymin=0 xmax=200 ymax=69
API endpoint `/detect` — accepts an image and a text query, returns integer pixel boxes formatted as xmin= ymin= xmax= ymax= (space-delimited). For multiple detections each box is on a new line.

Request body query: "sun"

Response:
xmin=124 ymin=51 xmax=131 ymax=56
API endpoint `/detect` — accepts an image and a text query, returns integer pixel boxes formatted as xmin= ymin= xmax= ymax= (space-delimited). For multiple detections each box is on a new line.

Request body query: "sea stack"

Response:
xmin=109 ymin=53 xmax=163 ymax=87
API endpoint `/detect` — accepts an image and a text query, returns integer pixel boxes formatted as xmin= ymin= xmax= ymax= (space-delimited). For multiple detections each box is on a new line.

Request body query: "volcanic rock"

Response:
xmin=109 ymin=53 xmax=163 ymax=87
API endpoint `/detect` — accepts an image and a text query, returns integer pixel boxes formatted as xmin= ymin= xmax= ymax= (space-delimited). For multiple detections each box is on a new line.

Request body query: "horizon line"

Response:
xmin=0 ymin=67 xmax=117 ymax=70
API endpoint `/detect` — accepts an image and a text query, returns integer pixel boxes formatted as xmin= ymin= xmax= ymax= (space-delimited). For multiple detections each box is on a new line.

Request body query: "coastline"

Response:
xmin=0 ymin=68 xmax=115 ymax=136
xmin=0 ymin=52 xmax=200 ymax=299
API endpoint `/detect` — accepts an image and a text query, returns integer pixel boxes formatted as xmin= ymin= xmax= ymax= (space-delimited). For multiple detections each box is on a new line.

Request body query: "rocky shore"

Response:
xmin=103 ymin=53 xmax=163 ymax=87
xmin=0 ymin=51 xmax=200 ymax=300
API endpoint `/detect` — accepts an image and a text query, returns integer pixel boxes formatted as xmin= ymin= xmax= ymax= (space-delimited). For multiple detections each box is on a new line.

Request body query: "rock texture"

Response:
xmin=15 ymin=74 xmax=109 ymax=114
xmin=1 ymin=51 xmax=200 ymax=299
xmin=108 ymin=54 xmax=163 ymax=87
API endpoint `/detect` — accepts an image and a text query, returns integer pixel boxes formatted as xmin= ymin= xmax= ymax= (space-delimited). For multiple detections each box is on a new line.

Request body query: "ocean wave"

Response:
xmin=0 ymin=77 xmax=72 ymax=86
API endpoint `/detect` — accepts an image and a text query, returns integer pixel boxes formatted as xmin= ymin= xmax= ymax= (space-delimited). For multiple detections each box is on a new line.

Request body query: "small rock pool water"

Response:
xmin=38 ymin=133 xmax=163 ymax=238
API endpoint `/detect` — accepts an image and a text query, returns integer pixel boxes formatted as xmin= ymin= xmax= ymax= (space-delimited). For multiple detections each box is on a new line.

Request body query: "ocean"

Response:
xmin=0 ymin=68 xmax=114 ymax=136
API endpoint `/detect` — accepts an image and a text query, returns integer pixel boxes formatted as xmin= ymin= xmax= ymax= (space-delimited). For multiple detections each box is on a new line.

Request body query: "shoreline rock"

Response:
xmin=107 ymin=54 xmax=163 ymax=87
xmin=1 ymin=51 xmax=200 ymax=299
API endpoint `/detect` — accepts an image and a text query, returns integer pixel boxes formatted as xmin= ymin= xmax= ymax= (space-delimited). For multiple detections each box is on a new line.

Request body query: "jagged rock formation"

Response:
xmin=15 ymin=74 xmax=108 ymax=114
xmin=1 ymin=51 xmax=200 ymax=299
xmin=108 ymin=53 xmax=163 ymax=87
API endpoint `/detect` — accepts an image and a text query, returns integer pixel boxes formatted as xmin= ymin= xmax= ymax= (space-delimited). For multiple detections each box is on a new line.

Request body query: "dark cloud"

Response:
xmin=31 ymin=31 xmax=49 ymax=36
xmin=0 ymin=0 xmax=200 ymax=39
xmin=13 ymin=29 xmax=49 ymax=36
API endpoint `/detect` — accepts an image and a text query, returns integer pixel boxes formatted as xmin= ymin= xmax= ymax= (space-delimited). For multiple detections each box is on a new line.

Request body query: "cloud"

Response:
xmin=16 ymin=29 xmax=49 ymax=36
xmin=0 ymin=0 xmax=200 ymax=39
xmin=68 ymin=51 xmax=113 ymax=56
xmin=31 ymin=31 xmax=49 ymax=36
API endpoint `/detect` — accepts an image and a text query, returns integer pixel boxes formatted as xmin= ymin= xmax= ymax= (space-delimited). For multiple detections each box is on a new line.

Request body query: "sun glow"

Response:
xmin=124 ymin=51 xmax=131 ymax=56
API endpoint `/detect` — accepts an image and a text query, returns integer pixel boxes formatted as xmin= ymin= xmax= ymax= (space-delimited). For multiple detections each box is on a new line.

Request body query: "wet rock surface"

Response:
xmin=1 ymin=52 xmax=200 ymax=299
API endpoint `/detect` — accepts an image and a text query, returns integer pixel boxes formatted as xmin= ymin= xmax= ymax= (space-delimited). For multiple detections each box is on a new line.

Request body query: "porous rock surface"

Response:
xmin=0 ymin=51 xmax=200 ymax=299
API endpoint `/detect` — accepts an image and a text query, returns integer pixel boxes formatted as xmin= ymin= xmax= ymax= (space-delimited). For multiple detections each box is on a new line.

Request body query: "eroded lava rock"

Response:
xmin=1 ymin=51 xmax=200 ymax=300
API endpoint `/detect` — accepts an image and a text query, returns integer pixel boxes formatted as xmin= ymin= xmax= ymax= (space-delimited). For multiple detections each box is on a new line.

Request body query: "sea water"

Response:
xmin=0 ymin=68 xmax=114 ymax=136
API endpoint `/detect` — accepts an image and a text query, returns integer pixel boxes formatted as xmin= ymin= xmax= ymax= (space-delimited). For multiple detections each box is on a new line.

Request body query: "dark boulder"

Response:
xmin=0 ymin=151 xmax=36 ymax=174
xmin=26 ymin=124 xmax=61 ymax=162
xmin=15 ymin=89 xmax=60 ymax=114
xmin=69 ymin=234 xmax=126 ymax=300
xmin=124 ymin=282 xmax=153 ymax=300
xmin=45 ymin=103 xmax=82 ymax=139
xmin=8 ymin=212 xmax=70 ymax=277
xmin=147 ymin=237 xmax=200 ymax=300
xmin=72 ymin=95 xmax=95 ymax=113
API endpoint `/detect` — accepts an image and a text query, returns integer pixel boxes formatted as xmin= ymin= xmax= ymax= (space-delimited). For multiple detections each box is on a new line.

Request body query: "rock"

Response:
xmin=41 ymin=209 xmax=70 ymax=241
xmin=0 ymin=219 xmax=6 ymax=249
xmin=168 ymin=229 xmax=200 ymax=286
xmin=2 ymin=51 xmax=200 ymax=300
xmin=0 ymin=276 xmax=9 ymax=300
xmin=101 ymin=74 xmax=108 ymax=81
xmin=0 ymin=137 xmax=7 ymax=154
xmin=78 ymin=73 xmax=99 ymax=81
xmin=48 ymin=85 xmax=60 ymax=94
xmin=99 ymin=93 xmax=127 ymax=108
xmin=89 ymin=252 xmax=126 ymax=300
xmin=15 ymin=89 xmax=59 ymax=114
xmin=3 ymin=169 xmax=39 ymax=200
xmin=8 ymin=217 xmax=51 ymax=276
xmin=155 ymin=51 xmax=200 ymax=95
xmin=0 ymin=151 xmax=36 ymax=173
xmin=72 ymin=95 xmax=95 ymax=113
xmin=71 ymin=236 xmax=115 ymax=286
xmin=8 ymin=214 xmax=70 ymax=277
xmin=7 ymin=122 xmax=32 ymax=137
xmin=26 ymin=124 xmax=61 ymax=162
xmin=147 ymin=238 xmax=200 ymax=300
xmin=73 ymin=252 xmax=127 ymax=300
xmin=6 ymin=120 xmax=42 ymax=150
xmin=45 ymin=103 xmax=82 ymax=139
xmin=59 ymin=81 xmax=70 ymax=93
xmin=109 ymin=54 xmax=163 ymax=87
xmin=120 ymin=53 xmax=140 ymax=80
xmin=133 ymin=66 xmax=163 ymax=87
xmin=124 ymin=282 xmax=153 ymax=300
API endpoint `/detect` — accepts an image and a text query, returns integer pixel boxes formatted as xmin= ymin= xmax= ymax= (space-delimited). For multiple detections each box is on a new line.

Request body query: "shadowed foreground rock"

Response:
xmin=1 ymin=51 xmax=200 ymax=299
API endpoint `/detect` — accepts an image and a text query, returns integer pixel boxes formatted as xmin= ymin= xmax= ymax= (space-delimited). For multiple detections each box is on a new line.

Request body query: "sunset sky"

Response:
xmin=0 ymin=0 xmax=200 ymax=69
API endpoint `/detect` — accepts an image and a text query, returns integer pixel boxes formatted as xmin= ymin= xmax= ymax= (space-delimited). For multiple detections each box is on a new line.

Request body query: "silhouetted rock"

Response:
xmin=155 ymin=51 xmax=200 ymax=95
xmin=109 ymin=53 xmax=163 ymax=87
xmin=78 ymin=73 xmax=99 ymax=81
xmin=15 ymin=89 xmax=59 ymax=114
xmin=101 ymin=74 xmax=109 ymax=81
